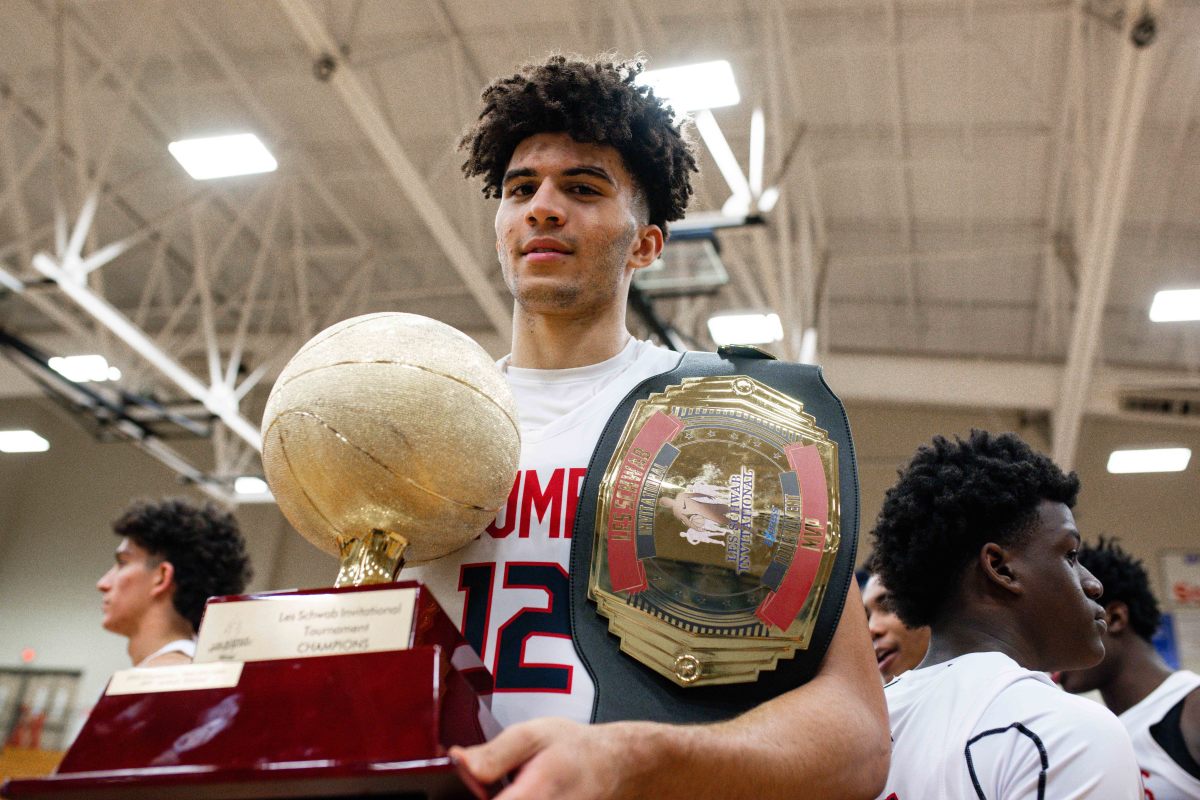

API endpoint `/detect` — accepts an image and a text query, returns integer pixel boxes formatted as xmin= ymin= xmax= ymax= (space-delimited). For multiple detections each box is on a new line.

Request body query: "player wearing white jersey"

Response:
xmin=870 ymin=431 xmax=1142 ymax=799
xmin=1060 ymin=538 xmax=1200 ymax=799
xmin=885 ymin=652 xmax=1139 ymax=798
xmin=432 ymin=55 xmax=889 ymax=799
xmin=410 ymin=338 xmax=680 ymax=726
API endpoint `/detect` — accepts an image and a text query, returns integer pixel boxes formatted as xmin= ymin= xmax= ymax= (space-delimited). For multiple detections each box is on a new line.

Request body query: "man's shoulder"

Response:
xmin=983 ymin=674 xmax=1129 ymax=743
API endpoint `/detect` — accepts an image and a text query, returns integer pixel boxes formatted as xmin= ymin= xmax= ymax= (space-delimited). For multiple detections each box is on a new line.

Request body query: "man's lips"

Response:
xmin=521 ymin=238 xmax=573 ymax=263
xmin=875 ymin=647 xmax=898 ymax=675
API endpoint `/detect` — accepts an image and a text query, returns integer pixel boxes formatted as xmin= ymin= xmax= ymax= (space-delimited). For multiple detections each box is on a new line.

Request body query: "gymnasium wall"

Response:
xmin=0 ymin=394 xmax=1196 ymax=739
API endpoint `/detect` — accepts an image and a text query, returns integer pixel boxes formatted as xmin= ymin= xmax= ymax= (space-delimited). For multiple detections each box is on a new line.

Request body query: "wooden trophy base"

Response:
xmin=3 ymin=584 xmax=499 ymax=800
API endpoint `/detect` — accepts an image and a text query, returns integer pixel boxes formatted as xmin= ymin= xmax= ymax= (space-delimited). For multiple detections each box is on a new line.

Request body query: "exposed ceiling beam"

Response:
xmin=32 ymin=252 xmax=264 ymax=451
xmin=1052 ymin=0 xmax=1160 ymax=469
xmin=8 ymin=343 xmax=1196 ymax=435
xmin=274 ymin=0 xmax=513 ymax=339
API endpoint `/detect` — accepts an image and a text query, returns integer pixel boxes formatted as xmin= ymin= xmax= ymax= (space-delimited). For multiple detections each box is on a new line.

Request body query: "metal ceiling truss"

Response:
xmin=0 ymin=0 xmax=1195 ymax=501
xmin=0 ymin=2 xmax=384 ymax=502
xmin=1052 ymin=0 xmax=1161 ymax=469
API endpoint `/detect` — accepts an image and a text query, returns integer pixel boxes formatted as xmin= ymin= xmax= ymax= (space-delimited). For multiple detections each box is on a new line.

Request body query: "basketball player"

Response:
xmin=870 ymin=430 xmax=1141 ymax=798
xmin=861 ymin=555 xmax=929 ymax=683
xmin=97 ymin=498 xmax=252 ymax=667
xmin=1058 ymin=538 xmax=1200 ymax=798
xmin=407 ymin=56 xmax=888 ymax=798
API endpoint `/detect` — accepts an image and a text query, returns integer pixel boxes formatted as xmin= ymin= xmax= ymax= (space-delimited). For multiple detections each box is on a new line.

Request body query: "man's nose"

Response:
xmin=526 ymin=182 xmax=566 ymax=227
xmin=1080 ymin=565 xmax=1103 ymax=600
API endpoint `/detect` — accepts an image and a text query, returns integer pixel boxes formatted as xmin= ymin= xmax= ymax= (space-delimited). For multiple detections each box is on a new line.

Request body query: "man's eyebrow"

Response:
xmin=502 ymin=167 xmax=537 ymax=184
xmin=563 ymin=165 xmax=616 ymax=186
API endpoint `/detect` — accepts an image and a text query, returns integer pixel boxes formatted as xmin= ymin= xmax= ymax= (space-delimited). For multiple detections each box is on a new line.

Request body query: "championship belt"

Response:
xmin=569 ymin=346 xmax=859 ymax=724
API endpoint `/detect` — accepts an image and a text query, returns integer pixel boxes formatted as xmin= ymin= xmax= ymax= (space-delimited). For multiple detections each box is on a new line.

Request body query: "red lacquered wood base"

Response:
xmin=2 ymin=756 xmax=485 ymax=799
xmin=3 ymin=584 xmax=500 ymax=800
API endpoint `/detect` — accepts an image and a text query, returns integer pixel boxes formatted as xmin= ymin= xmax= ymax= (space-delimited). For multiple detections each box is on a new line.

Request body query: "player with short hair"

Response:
xmin=1058 ymin=537 xmax=1200 ymax=798
xmin=870 ymin=430 xmax=1141 ymax=798
xmin=407 ymin=55 xmax=889 ymax=799
xmin=861 ymin=554 xmax=929 ymax=684
xmin=97 ymin=497 xmax=252 ymax=667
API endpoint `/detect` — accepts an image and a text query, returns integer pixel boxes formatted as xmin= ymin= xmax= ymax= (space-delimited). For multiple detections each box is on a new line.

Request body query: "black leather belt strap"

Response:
xmin=568 ymin=348 xmax=861 ymax=724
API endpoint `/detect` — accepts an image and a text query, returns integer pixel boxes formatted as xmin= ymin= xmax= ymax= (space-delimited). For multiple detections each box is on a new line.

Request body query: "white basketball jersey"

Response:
xmin=409 ymin=339 xmax=682 ymax=728
xmin=1120 ymin=670 xmax=1200 ymax=799
xmin=880 ymin=652 xmax=1142 ymax=799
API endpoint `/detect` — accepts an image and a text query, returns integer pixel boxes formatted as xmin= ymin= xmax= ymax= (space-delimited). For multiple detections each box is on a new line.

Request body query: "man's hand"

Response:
xmin=451 ymin=717 xmax=658 ymax=800
xmin=452 ymin=582 xmax=888 ymax=800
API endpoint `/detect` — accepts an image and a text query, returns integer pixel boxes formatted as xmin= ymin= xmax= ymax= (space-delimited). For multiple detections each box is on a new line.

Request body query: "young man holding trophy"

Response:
xmin=407 ymin=55 xmax=889 ymax=799
xmin=4 ymin=55 xmax=885 ymax=800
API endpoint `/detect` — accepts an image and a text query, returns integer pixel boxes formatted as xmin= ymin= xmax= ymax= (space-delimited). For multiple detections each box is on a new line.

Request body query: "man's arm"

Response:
xmin=452 ymin=581 xmax=890 ymax=800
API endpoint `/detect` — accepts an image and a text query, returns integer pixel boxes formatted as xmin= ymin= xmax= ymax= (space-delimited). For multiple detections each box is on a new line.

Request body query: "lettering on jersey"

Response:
xmin=459 ymin=562 xmax=572 ymax=693
xmin=486 ymin=467 xmax=589 ymax=539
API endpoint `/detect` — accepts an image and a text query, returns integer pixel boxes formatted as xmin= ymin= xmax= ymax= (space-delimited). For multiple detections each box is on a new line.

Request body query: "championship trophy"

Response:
xmin=4 ymin=313 xmax=520 ymax=800
xmin=570 ymin=346 xmax=860 ymax=723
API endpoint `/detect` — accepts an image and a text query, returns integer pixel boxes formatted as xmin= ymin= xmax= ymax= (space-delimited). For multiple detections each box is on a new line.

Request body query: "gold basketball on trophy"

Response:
xmin=261 ymin=312 xmax=520 ymax=586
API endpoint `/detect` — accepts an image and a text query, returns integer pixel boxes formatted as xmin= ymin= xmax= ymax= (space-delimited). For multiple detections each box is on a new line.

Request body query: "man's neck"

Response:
xmin=1099 ymin=640 xmax=1175 ymax=716
xmin=920 ymin=614 xmax=1031 ymax=669
xmin=509 ymin=303 xmax=631 ymax=370
xmin=126 ymin=611 xmax=195 ymax=666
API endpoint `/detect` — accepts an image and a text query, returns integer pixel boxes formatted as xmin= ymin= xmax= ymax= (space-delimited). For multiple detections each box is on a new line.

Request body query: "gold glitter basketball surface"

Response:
xmin=261 ymin=313 xmax=521 ymax=567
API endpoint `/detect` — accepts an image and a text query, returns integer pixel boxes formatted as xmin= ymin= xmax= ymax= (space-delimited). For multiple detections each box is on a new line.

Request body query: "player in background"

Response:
xmin=861 ymin=554 xmax=929 ymax=684
xmin=1058 ymin=538 xmax=1200 ymax=799
xmin=410 ymin=54 xmax=889 ymax=799
xmin=870 ymin=430 xmax=1141 ymax=798
xmin=97 ymin=497 xmax=252 ymax=667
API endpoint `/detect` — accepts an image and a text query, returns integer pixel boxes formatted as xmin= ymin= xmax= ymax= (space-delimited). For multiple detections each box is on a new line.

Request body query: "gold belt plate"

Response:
xmin=589 ymin=376 xmax=841 ymax=687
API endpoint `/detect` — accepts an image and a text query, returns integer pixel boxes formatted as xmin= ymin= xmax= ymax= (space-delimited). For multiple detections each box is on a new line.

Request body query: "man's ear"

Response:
xmin=1105 ymin=601 xmax=1130 ymax=635
xmin=980 ymin=542 xmax=1021 ymax=596
xmin=149 ymin=560 xmax=176 ymax=599
xmin=628 ymin=224 xmax=664 ymax=270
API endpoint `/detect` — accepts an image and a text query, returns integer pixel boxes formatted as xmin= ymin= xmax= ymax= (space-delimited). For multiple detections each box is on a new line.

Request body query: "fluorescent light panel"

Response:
xmin=637 ymin=60 xmax=740 ymax=113
xmin=1107 ymin=447 xmax=1191 ymax=474
xmin=708 ymin=312 xmax=783 ymax=346
xmin=235 ymin=476 xmax=271 ymax=496
xmin=0 ymin=430 xmax=49 ymax=453
xmin=49 ymin=354 xmax=120 ymax=383
xmin=168 ymin=133 xmax=277 ymax=180
xmin=1149 ymin=289 xmax=1200 ymax=322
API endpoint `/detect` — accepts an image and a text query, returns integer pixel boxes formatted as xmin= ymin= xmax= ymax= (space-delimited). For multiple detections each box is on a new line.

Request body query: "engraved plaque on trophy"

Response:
xmin=4 ymin=314 xmax=519 ymax=800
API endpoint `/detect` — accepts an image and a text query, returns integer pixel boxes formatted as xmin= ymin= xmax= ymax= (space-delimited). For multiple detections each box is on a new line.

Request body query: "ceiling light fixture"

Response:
xmin=0 ymin=430 xmax=50 ymax=453
xmin=1149 ymin=289 xmax=1200 ymax=322
xmin=234 ymin=476 xmax=271 ymax=496
xmin=637 ymin=60 xmax=740 ymax=114
xmin=168 ymin=133 xmax=278 ymax=180
xmin=1106 ymin=447 xmax=1192 ymax=474
xmin=707 ymin=312 xmax=783 ymax=346
xmin=48 ymin=354 xmax=120 ymax=383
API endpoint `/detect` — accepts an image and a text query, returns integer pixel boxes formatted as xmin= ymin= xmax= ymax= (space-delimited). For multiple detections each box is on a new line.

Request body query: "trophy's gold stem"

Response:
xmin=334 ymin=529 xmax=409 ymax=587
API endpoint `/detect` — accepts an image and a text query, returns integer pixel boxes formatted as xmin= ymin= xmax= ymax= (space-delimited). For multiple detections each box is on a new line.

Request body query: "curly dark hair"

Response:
xmin=1079 ymin=536 xmax=1161 ymax=641
xmin=113 ymin=497 xmax=253 ymax=632
xmin=870 ymin=430 xmax=1080 ymax=628
xmin=459 ymin=55 xmax=698 ymax=233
